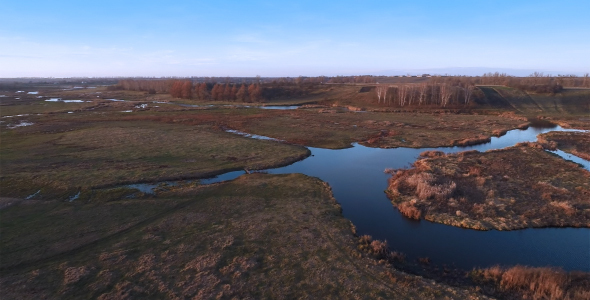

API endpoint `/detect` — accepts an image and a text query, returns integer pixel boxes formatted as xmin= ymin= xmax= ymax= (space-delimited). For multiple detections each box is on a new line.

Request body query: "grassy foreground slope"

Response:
xmin=0 ymin=174 xmax=488 ymax=299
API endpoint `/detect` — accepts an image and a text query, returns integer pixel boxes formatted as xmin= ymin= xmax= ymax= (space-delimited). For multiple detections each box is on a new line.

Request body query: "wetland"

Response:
xmin=2 ymin=80 xmax=590 ymax=299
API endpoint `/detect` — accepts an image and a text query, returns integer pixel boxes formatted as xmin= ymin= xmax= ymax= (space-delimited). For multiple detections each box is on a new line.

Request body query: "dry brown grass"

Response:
xmin=357 ymin=235 xmax=406 ymax=264
xmin=1 ymin=174 xmax=489 ymax=299
xmin=386 ymin=144 xmax=590 ymax=230
xmin=473 ymin=265 xmax=590 ymax=300
xmin=88 ymin=105 xmax=529 ymax=149
xmin=397 ymin=201 xmax=423 ymax=220
xmin=389 ymin=170 xmax=457 ymax=203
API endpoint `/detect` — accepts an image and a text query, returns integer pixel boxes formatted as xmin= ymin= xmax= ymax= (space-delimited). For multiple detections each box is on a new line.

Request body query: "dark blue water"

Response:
xmin=198 ymin=126 xmax=590 ymax=271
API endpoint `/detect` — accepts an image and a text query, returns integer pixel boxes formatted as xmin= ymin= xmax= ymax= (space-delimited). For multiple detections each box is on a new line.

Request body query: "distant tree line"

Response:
xmin=112 ymin=72 xmax=589 ymax=104
xmin=326 ymin=76 xmax=377 ymax=84
xmin=470 ymin=72 xmax=590 ymax=91
xmin=116 ymin=79 xmax=268 ymax=102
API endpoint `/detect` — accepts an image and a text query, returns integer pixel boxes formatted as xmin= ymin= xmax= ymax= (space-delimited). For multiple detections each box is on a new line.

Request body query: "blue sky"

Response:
xmin=1 ymin=0 xmax=589 ymax=77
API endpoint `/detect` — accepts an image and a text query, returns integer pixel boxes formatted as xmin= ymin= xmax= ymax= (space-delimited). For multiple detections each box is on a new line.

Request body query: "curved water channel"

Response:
xmin=40 ymin=96 xmax=588 ymax=269
xmin=193 ymin=125 xmax=590 ymax=272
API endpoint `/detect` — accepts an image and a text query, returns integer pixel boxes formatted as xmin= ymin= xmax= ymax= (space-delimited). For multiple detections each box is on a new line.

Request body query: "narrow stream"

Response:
xmin=198 ymin=125 xmax=590 ymax=272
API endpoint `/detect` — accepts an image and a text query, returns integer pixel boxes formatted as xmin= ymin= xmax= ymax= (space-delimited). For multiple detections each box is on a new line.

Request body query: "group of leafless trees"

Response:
xmin=372 ymin=72 xmax=590 ymax=107
xmin=375 ymin=82 xmax=476 ymax=107
xmin=116 ymin=79 xmax=265 ymax=102
xmin=171 ymin=81 xmax=263 ymax=102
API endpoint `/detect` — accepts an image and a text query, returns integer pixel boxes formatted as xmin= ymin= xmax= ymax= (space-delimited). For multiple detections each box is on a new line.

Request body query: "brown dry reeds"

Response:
xmin=397 ymin=201 xmax=422 ymax=219
xmin=474 ymin=265 xmax=590 ymax=300
xmin=357 ymin=235 xmax=406 ymax=263
xmin=404 ymin=173 xmax=456 ymax=201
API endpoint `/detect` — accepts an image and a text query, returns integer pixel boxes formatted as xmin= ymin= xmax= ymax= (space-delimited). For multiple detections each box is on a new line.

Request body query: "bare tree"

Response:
xmin=418 ymin=83 xmax=427 ymax=105
xmin=464 ymin=85 xmax=474 ymax=105
xmin=431 ymin=84 xmax=439 ymax=105
xmin=398 ymin=85 xmax=408 ymax=106
xmin=440 ymin=84 xmax=452 ymax=107
xmin=376 ymin=85 xmax=383 ymax=103
xmin=530 ymin=72 xmax=544 ymax=85
xmin=407 ymin=85 xmax=416 ymax=106
xmin=376 ymin=85 xmax=388 ymax=104
xmin=387 ymin=86 xmax=397 ymax=106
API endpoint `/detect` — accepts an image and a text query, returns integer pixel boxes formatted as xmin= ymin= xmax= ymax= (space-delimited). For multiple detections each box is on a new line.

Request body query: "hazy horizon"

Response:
xmin=2 ymin=0 xmax=589 ymax=77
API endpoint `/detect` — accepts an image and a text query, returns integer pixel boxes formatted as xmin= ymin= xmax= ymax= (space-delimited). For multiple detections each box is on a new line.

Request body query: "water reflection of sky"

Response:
xmin=265 ymin=125 xmax=590 ymax=271
xmin=131 ymin=125 xmax=590 ymax=271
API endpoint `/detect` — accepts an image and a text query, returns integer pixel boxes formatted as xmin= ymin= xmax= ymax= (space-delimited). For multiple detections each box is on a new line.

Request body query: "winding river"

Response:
xmin=47 ymin=100 xmax=588 ymax=271
xmin=197 ymin=125 xmax=590 ymax=272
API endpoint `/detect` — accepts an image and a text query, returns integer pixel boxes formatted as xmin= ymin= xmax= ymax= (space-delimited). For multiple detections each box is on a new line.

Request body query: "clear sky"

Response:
xmin=1 ymin=0 xmax=589 ymax=77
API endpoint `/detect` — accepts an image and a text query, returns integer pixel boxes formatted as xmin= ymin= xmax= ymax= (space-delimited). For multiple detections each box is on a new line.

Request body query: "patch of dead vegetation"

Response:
xmin=471 ymin=265 xmax=590 ymax=300
xmin=387 ymin=145 xmax=590 ymax=230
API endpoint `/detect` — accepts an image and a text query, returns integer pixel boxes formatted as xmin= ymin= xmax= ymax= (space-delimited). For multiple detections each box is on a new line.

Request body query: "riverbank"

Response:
xmin=0 ymin=173 xmax=490 ymax=299
xmin=386 ymin=144 xmax=590 ymax=230
xmin=539 ymin=131 xmax=590 ymax=160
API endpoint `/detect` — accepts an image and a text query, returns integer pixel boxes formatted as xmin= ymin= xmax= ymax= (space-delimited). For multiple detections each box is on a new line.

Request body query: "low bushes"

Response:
xmin=472 ymin=265 xmax=590 ymax=300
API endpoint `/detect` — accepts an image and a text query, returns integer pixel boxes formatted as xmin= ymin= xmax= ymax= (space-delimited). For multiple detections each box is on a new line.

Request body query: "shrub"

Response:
xmin=397 ymin=201 xmax=422 ymax=219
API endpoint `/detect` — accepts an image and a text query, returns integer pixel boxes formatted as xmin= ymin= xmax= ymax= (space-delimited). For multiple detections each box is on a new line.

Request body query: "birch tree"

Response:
xmin=440 ymin=84 xmax=452 ymax=107
xmin=408 ymin=86 xmax=416 ymax=106
xmin=418 ymin=83 xmax=427 ymax=105
xmin=376 ymin=85 xmax=387 ymax=104
xmin=398 ymin=85 xmax=408 ymax=106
